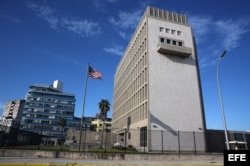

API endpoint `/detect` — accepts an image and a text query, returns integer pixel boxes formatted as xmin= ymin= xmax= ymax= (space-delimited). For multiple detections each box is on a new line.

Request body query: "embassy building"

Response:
xmin=112 ymin=7 xmax=206 ymax=152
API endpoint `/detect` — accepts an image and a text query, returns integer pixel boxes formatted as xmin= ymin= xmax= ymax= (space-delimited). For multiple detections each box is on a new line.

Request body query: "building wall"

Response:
xmin=146 ymin=8 xmax=205 ymax=151
xmin=112 ymin=12 xmax=148 ymax=132
xmin=112 ymin=7 xmax=206 ymax=152
xmin=91 ymin=119 xmax=112 ymax=132
xmin=147 ymin=13 xmax=204 ymax=132
xmin=2 ymin=100 xmax=25 ymax=120
xmin=1 ymin=100 xmax=25 ymax=132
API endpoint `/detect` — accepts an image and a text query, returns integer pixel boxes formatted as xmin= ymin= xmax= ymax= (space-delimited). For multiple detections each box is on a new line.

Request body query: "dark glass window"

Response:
xmin=245 ymin=134 xmax=250 ymax=143
xmin=140 ymin=126 xmax=147 ymax=147
xmin=234 ymin=133 xmax=244 ymax=141
xmin=173 ymin=40 xmax=176 ymax=45
xmin=160 ymin=38 xmax=164 ymax=43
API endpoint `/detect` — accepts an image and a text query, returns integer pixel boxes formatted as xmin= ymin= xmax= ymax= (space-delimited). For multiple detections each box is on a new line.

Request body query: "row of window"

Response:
xmin=113 ymin=102 xmax=147 ymax=130
xmin=24 ymin=108 xmax=73 ymax=115
xmin=115 ymin=39 xmax=147 ymax=92
xmin=113 ymin=87 xmax=148 ymax=124
xmin=114 ymin=65 xmax=147 ymax=110
xmin=115 ymin=22 xmax=147 ymax=87
xmin=21 ymin=124 xmax=62 ymax=132
xmin=27 ymin=97 xmax=74 ymax=105
xmin=159 ymin=26 xmax=182 ymax=36
xmin=160 ymin=37 xmax=184 ymax=47
xmin=25 ymin=102 xmax=74 ymax=110
xmin=113 ymin=22 xmax=149 ymax=129
xmin=28 ymin=92 xmax=75 ymax=101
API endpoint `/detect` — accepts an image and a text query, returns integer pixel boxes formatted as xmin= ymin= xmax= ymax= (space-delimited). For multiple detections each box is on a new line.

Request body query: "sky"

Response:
xmin=0 ymin=0 xmax=250 ymax=131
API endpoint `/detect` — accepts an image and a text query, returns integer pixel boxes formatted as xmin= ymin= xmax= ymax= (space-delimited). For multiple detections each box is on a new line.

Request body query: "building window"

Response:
xmin=165 ymin=28 xmax=170 ymax=33
xmin=128 ymin=132 xmax=131 ymax=140
xmin=177 ymin=31 xmax=182 ymax=36
xmin=234 ymin=133 xmax=244 ymax=141
xmin=173 ymin=40 xmax=177 ymax=45
xmin=140 ymin=126 xmax=147 ymax=147
xmin=245 ymin=134 xmax=250 ymax=143
xmin=159 ymin=37 xmax=184 ymax=48
xmin=159 ymin=27 xmax=164 ymax=32
xmin=171 ymin=30 xmax=176 ymax=35
xmin=160 ymin=38 xmax=165 ymax=43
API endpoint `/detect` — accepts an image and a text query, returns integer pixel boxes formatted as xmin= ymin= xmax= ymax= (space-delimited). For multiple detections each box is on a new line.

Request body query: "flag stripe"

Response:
xmin=88 ymin=66 xmax=102 ymax=79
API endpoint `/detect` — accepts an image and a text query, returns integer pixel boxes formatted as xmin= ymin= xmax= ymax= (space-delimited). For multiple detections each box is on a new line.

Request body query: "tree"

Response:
xmin=59 ymin=117 xmax=67 ymax=132
xmin=59 ymin=117 xmax=67 ymax=150
xmin=98 ymin=99 xmax=110 ymax=148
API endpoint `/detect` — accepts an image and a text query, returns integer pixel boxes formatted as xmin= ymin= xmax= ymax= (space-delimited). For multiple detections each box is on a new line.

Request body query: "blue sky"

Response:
xmin=1 ymin=0 xmax=250 ymax=131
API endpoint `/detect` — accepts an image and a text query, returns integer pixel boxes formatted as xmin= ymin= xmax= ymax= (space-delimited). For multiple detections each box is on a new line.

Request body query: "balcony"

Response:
xmin=157 ymin=43 xmax=192 ymax=57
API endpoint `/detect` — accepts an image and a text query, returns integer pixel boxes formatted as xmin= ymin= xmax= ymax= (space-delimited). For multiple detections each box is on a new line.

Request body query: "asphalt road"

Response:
xmin=0 ymin=157 xmax=223 ymax=166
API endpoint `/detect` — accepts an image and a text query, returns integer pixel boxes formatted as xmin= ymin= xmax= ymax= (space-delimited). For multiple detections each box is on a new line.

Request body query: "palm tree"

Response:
xmin=59 ymin=117 xmax=67 ymax=150
xmin=98 ymin=99 xmax=110 ymax=148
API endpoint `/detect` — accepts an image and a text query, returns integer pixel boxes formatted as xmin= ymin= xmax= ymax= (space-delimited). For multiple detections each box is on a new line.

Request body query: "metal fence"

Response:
xmin=1 ymin=125 xmax=249 ymax=153
xmin=0 ymin=126 xmax=204 ymax=153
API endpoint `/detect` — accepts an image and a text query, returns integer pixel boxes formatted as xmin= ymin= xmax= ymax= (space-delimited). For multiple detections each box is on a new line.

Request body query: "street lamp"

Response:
xmin=216 ymin=50 xmax=230 ymax=150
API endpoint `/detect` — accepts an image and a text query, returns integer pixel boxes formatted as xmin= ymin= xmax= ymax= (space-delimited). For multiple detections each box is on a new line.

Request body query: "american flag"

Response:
xmin=88 ymin=65 xmax=102 ymax=79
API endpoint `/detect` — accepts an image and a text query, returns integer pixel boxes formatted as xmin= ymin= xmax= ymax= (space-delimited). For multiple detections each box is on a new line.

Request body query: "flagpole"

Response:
xmin=78 ymin=64 xmax=89 ymax=151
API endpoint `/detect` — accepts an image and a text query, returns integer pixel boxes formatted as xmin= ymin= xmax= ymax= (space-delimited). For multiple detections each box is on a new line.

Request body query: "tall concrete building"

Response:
xmin=112 ymin=7 xmax=206 ymax=151
xmin=0 ymin=100 xmax=25 ymax=132
xmin=20 ymin=80 xmax=76 ymax=139
xmin=2 ymin=100 xmax=25 ymax=120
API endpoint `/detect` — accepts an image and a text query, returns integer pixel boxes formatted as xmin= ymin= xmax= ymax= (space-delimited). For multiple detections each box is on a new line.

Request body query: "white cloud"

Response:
xmin=104 ymin=46 xmax=124 ymax=56
xmin=92 ymin=0 xmax=118 ymax=9
xmin=26 ymin=1 xmax=101 ymax=37
xmin=108 ymin=9 xmax=143 ymax=41
xmin=214 ymin=19 xmax=250 ymax=50
xmin=26 ymin=1 xmax=59 ymax=29
xmin=189 ymin=15 xmax=249 ymax=50
xmin=189 ymin=15 xmax=250 ymax=70
xmin=118 ymin=31 xmax=130 ymax=40
xmin=61 ymin=18 xmax=101 ymax=37
xmin=109 ymin=10 xmax=143 ymax=29
xmin=188 ymin=15 xmax=212 ymax=43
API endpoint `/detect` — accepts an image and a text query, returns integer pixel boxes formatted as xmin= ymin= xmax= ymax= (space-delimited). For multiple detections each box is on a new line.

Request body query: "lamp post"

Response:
xmin=216 ymin=50 xmax=230 ymax=150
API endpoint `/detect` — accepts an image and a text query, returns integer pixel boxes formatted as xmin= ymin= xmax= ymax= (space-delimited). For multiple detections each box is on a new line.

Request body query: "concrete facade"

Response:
xmin=0 ymin=100 xmax=25 ymax=132
xmin=2 ymin=100 xmax=25 ymax=120
xmin=112 ymin=7 xmax=206 ymax=152
xmin=91 ymin=119 xmax=112 ymax=132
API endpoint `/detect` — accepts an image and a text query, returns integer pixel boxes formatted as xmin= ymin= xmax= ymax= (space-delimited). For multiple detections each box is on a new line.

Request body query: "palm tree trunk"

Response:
xmin=100 ymin=118 xmax=105 ymax=149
